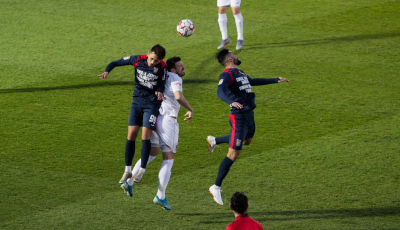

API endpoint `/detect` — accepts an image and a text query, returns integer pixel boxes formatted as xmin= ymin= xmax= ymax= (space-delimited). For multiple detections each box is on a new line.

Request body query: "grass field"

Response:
xmin=1 ymin=0 xmax=399 ymax=229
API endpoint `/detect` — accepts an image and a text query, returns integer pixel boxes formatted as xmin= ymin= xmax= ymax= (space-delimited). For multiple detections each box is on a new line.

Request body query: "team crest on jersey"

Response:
xmin=236 ymin=139 xmax=241 ymax=146
xmin=123 ymin=56 xmax=130 ymax=60
xmin=153 ymin=67 xmax=158 ymax=74
xmin=218 ymin=79 xmax=224 ymax=85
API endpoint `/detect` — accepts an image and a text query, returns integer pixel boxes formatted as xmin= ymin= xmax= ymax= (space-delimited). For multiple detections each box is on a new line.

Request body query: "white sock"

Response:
xmin=128 ymin=155 xmax=157 ymax=186
xmin=218 ymin=13 xmax=228 ymax=40
xmin=157 ymin=159 xmax=174 ymax=200
xmin=234 ymin=13 xmax=243 ymax=40
xmin=125 ymin=166 xmax=131 ymax=173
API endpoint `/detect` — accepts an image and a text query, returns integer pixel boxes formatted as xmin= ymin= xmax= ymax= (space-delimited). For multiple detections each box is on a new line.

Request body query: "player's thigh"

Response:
xmin=244 ymin=116 xmax=255 ymax=145
xmin=228 ymin=115 xmax=249 ymax=150
xmin=128 ymin=102 xmax=144 ymax=127
xmin=142 ymin=104 xmax=159 ymax=130
xmin=157 ymin=116 xmax=179 ymax=154
xmin=217 ymin=0 xmax=230 ymax=7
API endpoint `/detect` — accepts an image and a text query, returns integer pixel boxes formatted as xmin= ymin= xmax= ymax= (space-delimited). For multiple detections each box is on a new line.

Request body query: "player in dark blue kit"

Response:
xmin=208 ymin=49 xmax=289 ymax=205
xmin=98 ymin=44 xmax=167 ymax=185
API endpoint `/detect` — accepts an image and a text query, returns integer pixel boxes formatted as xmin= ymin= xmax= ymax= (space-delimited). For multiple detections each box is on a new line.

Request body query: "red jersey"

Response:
xmin=226 ymin=214 xmax=263 ymax=230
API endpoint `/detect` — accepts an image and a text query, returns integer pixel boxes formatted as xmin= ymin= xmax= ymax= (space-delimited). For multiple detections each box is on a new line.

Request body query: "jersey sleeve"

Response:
xmin=170 ymin=76 xmax=183 ymax=93
xmin=248 ymin=77 xmax=279 ymax=86
xmin=104 ymin=55 xmax=135 ymax=72
xmin=217 ymin=72 xmax=235 ymax=105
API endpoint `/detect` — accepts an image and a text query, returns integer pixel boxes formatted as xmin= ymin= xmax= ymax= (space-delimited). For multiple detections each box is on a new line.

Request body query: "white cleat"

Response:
xmin=119 ymin=172 xmax=132 ymax=184
xmin=209 ymin=185 xmax=223 ymax=205
xmin=236 ymin=40 xmax=243 ymax=50
xmin=133 ymin=169 xmax=145 ymax=183
xmin=217 ymin=38 xmax=231 ymax=49
xmin=207 ymin=136 xmax=218 ymax=153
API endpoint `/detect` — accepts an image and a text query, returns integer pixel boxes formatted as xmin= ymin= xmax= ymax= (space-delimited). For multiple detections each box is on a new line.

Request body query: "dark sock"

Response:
xmin=215 ymin=157 xmax=234 ymax=186
xmin=124 ymin=140 xmax=135 ymax=166
xmin=140 ymin=140 xmax=151 ymax=168
xmin=216 ymin=135 xmax=230 ymax=145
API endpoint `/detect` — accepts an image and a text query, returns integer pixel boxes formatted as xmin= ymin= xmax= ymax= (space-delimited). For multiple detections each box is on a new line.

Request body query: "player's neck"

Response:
xmin=225 ymin=63 xmax=238 ymax=69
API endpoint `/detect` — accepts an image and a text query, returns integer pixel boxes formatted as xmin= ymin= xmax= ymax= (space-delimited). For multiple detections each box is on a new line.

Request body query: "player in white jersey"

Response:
xmin=121 ymin=57 xmax=193 ymax=210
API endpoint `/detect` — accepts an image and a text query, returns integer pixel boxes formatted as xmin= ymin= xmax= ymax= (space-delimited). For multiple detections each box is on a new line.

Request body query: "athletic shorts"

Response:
xmin=128 ymin=97 xmax=160 ymax=129
xmin=150 ymin=115 xmax=179 ymax=153
xmin=228 ymin=110 xmax=255 ymax=150
xmin=217 ymin=0 xmax=241 ymax=7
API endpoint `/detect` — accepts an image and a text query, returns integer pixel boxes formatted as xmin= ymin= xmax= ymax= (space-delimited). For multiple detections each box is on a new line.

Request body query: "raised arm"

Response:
xmin=97 ymin=57 xmax=133 ymax=79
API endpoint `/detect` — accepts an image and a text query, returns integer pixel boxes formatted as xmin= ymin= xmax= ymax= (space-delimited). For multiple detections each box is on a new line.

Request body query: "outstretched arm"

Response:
xmin=248 ymin=77 xmax=289 ymax=85
xmin=97 ymin=57 xmax=132 ymax=79
xmin=174 ymin=91 xmax=193 ymax=123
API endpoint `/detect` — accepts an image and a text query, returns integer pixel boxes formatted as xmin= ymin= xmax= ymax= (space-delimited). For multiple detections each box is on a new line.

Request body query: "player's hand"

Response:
xmin=278 ymin=77 xmax=289 ymax=83
xmin=230 ymin=102 xmax=243 ymax=109
xmin=155 ymin=91 xmax=164 ymax=100
xmin=184 ymin=111 xmax=193 ymax=123
xmin=98 ymin=72 xmax=109 ymax=79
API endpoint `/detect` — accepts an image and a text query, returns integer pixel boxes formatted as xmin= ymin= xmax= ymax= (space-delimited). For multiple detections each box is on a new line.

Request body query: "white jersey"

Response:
xmin=159 ymin=72 xmax=182 ymax=117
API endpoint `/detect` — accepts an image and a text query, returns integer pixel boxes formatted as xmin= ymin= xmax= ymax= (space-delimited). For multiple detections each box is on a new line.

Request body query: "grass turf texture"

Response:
xmin=1 ymin=0 xmax=399 ymax=229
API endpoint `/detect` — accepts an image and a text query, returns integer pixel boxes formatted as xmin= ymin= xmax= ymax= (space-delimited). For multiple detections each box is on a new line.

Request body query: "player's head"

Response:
xmin=147 ymin=44 xmax=166 ymax=67
xmin=167 ymin=56 xmax=185 ymax=77
xmin=230 ymin=192 xmax=249 ymax=215
xmin=215 ymin=49 xmax=241 ymax=67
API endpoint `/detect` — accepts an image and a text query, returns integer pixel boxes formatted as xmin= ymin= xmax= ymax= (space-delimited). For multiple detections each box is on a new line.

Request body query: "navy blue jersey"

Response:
xmin=105 ymin=55 xmax=167 ymax=102
xmin=217 ymin=68 xmax=280 ymax=114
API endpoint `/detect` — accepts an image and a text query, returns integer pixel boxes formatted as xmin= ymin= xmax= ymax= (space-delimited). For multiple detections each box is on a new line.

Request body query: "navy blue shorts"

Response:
xmin=128 ymin=97 xmax=160 ymax=129
xmin=228 ymin=110 xmax=255 ymax=150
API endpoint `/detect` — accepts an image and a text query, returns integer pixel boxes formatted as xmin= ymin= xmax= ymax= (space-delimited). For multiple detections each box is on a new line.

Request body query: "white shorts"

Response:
xmin=151 ymin=115 xmax=179 ymax=153
xmin=217 ymin=0 xmax=241 ymax=7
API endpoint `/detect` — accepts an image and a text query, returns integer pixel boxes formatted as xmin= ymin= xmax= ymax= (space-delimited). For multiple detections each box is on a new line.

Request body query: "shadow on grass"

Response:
xmin=177 ymin=206 xmax=400 ymax=224
xmin=245 ymin=31 xmax=400 ymax=50
xmin=0 ymin=79 xmax=216 ymax=94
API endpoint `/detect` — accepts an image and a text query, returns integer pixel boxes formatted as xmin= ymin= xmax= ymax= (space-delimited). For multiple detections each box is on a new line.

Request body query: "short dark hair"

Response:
xmin=150 ymin=44 xmax=166 ymax=60
xmin=215 ymin=48 xmax=230 ymax=67
xmin=230 ymin=192 xmax=248 ymax=214
xmin=166 ymin=56 xmax=181 ymax=72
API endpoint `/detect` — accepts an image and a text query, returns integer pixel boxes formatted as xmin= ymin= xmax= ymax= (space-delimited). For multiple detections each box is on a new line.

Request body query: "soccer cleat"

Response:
xmin=209 ymin=185 xmax=223 ymax=205
xmin=121 ymin=182 xmax=133 ymax=197
xmin=133 ymin=169 xmax=145 ymax=183
xmin=119 ymin=172 xmax=132 ymax=184
xmin=236 ymin=40 xmax=243 ymax=50
xmin=153 ymin=195 xmax=172 ymax=210
xmin=217 ymin=38 xmax=231 ymax=49
xmin=207 ymin=136 xmax=218 ymax=153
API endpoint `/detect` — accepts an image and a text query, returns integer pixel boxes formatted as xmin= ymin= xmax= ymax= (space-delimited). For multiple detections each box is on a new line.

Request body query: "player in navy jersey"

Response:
xmin=97 ymin=44 xmax=167 ymax=185
xmin=208 ymin=49 xmax=289 ymax=205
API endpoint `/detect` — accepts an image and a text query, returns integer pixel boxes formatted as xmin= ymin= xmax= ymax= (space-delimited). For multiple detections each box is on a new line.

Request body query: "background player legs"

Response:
xmin=218 ymin=6 xmax=228 ymax=40
xmin=231 ymin=7 xmax=243 ymax=42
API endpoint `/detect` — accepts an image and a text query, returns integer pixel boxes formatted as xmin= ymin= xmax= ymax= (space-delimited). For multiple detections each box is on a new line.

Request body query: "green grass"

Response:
xmin=1 ymin=0 xmax=399 ymax=229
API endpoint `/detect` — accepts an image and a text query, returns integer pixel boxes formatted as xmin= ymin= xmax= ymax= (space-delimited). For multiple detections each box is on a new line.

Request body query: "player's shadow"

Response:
xmin=244 ymin=31 xmax=400 ymax=50
xmin=177 ymin=205 xmax=400 ymax=225
xmin=0 ymin=81 xmax=134 ymax=94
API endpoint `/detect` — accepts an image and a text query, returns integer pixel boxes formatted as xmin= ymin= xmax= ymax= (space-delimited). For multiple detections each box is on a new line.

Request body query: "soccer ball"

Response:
xmin=177 ymin=19 xmax=195 ymax=37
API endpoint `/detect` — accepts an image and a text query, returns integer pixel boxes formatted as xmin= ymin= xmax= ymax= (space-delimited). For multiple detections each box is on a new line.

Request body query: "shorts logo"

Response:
xmin=236 ymin=139 xmax=241 ymax=146
xmin=149 ymin=115 xmax=157 ymax=126
xmin=218 ymin=79 xmax=224 ymax=85
xmin=153 ymin=67 xmax=158 ymax=74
